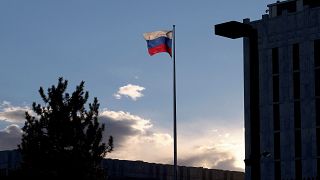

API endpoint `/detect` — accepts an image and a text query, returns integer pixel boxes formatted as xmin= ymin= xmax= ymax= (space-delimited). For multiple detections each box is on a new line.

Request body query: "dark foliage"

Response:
xmin=18 ymin=78 xmax=113 ymax=180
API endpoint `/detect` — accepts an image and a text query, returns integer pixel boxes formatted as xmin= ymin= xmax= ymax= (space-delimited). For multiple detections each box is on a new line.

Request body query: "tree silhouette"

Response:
xmin=18 ymin=78 xmax=113 ymax=180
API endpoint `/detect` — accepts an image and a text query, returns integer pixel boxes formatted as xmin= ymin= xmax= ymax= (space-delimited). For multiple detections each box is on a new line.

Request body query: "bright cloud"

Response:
xmin=177 ymin=119 xmax=245 ymax=171
xmin=178 ymin=141 xmax=243 ymax=171
xmin=114 ymin=84 xmax=145 ymax=101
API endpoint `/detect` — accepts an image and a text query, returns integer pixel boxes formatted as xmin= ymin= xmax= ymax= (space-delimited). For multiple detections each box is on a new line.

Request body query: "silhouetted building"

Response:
xmin=0 ymin=150 xmax=21 ymax=177
xmin=216 ymin=0 xmax=320 ymax=179
xmin=104 ymin=159 xmax=244 ymax=180
xmin=0 ymin=150 xmax=244 ymax=180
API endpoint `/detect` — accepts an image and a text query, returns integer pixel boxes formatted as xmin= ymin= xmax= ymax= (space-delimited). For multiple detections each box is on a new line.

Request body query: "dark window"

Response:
xmin=315 ymin=40 xmax=320 ymax=67
xmin=293 ymin=72 xmax=300 ymax=99
xmin=273 ymin=48 xmax=279 ymax=74
xmin=317 ymin=128 xmax=320 ymax=156
xmin=316 ymin=69 xmax=320 ymax=96
xmin=295 ymin=129 xmax=301 ymax=157
xmin=294 ymin=101 xmax=301 ymax=128
xmin=293 ymin=44 xmax=300 ymax=71
xmin=275 ymin=161 xmax=281 ymax=180
xmin=273 ymin=76 xmax=280 ymax=102
xmin=274 ymin=132 xmax=281 ymax=160
xmin=316 ymin=99 xmax=320 ymax=126
xmin=274 ymin=104 xmax=280 ymax=131
xmin=316 ymin=41 xmax=320 ymax=178
xmin=296 ymin=159 xmax=302 ymax=179
xmin=318 ymin=158 xmax=320 ymax=179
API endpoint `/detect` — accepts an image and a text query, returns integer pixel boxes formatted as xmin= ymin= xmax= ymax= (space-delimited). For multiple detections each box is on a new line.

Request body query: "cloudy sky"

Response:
xmin=0 ymin=0 xmax=276 ymax=171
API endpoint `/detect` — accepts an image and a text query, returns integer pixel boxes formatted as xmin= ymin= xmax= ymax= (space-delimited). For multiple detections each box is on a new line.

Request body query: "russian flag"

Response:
xmin=143 ymin=30 xmax=173 ymax=56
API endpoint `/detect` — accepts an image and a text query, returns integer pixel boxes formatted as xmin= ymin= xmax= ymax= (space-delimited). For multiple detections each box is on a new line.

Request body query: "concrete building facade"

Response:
xmin=216 ymin=0 xmax=320 ymax=179
xmin=247 ymin=1 xmax=320 ymax=179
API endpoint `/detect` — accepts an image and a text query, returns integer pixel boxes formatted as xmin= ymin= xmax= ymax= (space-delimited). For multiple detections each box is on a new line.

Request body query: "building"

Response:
xmin=104 ymin=159 xmax=244 ymax=180
xmin=216 ymin=0 xmax=320 ymax=179
xmin=0 ymin=150 xmax=244 ymax=180
xmin=0 ymin=150 xmax=21 ymax=177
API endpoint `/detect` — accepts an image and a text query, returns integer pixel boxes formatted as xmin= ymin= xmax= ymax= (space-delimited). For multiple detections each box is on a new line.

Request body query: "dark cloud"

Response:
xmin=99 ymin=115 xmax=141 ymax=148
xmin=98 ymin=109 xmax=156 ymax=149
xmin=0 ymin=124 xmax=22 ymax=150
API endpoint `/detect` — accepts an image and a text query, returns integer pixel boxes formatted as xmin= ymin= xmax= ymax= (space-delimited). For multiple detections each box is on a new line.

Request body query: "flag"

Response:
xmin=143 ymin=30 xmax=173 ymax=56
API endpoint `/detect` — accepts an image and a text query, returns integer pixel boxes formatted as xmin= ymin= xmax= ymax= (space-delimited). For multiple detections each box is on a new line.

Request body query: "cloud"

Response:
xmin=99 ymin=109 xmax=244 ymax=171
xmin=177 ymin=120 xmax=245 ymax=171
xmin=0 ymin=102 xmax=245 ymax=171
xmin=99 ymin=109 xmax=173 ymax=162
xmin=99 ymin=109 xmax=168 ymax=147
xmin=0 ymin=124 xmax=22 ymax=150
xmin=0 ymin=101 xmax=31 ymax=123
xmin=114 ymin=84 xmax=145 ymax=101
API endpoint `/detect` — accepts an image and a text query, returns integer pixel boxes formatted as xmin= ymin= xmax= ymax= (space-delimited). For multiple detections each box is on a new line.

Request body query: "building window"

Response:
xmin=315 ymin=69 xmax=320 ymax=97
xmin=318 ymin=158 xmax=320 ymax=180
xmin=315 ymin=40 xmax=320 ymax=178
xmin=295 ymin=129 xmax=302 ymax=157
xmin=295 ymin=159 xmax=302 ymax=179
xmin=293 ymin=72 xmax=300 ymax=99
xmin=274 ymin=104 xmax=280 ymax=131
xmin=317 ymin=128 xmax=320 ymax=156
xmin=294 ymin=101 xmax=301 ymax=128
xmin=316 ymin=99 xmax=320 ymax=126
xmin=274 ymin=132 xmax=281 ymax=160
xmin=315 ymin=40 xmax=320 ymax=68
xmin=274 ymin=161 xmax=281 ymax=180
xmin=293 ymin=43 xmax=300 ymax=71
xmin=273 ymin=48 xmax=279 ymax=74
xmin=273 ymin=76 xmax=280 ymax=102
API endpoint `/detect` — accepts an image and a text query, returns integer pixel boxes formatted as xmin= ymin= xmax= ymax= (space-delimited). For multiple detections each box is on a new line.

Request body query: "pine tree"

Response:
xmin=18 ymin=78 xmax=113 ymax=180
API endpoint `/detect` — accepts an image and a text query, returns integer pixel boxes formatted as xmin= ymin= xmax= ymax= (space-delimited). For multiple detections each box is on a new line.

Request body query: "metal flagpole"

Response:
xmin=172 ymin=24 xmax=178 ymax=180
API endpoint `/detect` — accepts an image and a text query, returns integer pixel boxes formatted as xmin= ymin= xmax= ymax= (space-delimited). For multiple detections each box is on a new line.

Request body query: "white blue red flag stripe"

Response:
xmin=143 ymin=30 xmax=173 ymax=56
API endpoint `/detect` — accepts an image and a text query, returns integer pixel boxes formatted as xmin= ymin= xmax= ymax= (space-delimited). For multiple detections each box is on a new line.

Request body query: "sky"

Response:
xmin=0 ymin=0 xmax=277 ymax=172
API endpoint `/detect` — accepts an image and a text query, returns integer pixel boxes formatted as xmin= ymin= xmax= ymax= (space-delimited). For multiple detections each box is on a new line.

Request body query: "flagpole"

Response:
xmin=173 ymin=24 xmax=178 ymax=180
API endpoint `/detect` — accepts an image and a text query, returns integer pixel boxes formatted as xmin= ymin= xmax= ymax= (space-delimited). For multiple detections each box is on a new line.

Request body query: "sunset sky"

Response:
xmin=0 ymin=0 xmax=276 ymax=171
